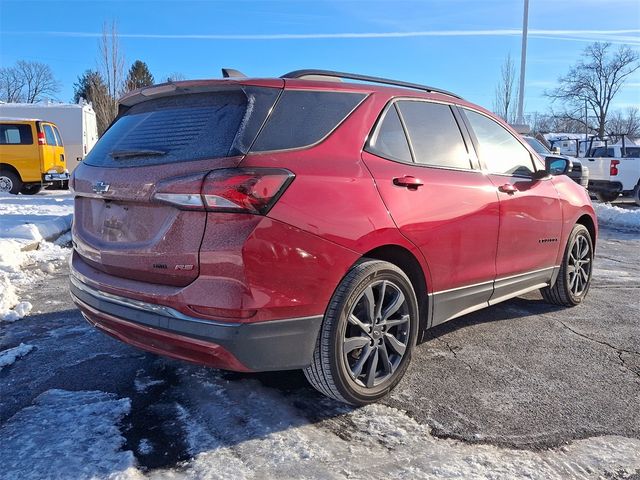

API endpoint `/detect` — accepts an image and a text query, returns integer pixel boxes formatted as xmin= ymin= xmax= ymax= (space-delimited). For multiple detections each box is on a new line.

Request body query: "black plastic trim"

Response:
xmin=70 ymin=278 xmax=323 ymax=371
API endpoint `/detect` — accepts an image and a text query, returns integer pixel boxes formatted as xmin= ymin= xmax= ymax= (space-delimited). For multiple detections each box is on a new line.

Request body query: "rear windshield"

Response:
xmin=0 ymin=124 xmax=33 ymax=145
xmin=84 ymin=88 xmax=279 ymax=168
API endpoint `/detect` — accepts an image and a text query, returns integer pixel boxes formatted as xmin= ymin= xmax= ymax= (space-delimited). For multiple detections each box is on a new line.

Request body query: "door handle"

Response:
xmin=393 ymin=176 xmax=424 ymax=189
xmin=498 ymin=183 xmax=517 ymax=194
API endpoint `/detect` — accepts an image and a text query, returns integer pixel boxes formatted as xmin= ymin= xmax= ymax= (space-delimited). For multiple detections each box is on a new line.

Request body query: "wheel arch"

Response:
xmin=0 ymin=163 xmax=22 ymax=180
xmin=576 ymin=213 xmax=597 ymax=248
xmin=360 ymin=244 xmax=431 ymax=342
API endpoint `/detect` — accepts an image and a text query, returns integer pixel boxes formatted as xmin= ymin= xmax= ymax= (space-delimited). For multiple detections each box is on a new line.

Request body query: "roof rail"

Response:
xmin=281 ymin=69 xmax=462 ymax=99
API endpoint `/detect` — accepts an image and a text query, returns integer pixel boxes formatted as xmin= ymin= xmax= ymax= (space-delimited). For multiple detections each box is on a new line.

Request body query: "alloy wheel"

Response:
xmin=568 ymin=234 xmax=591 ymax=296
xmin=343 ymin=280 xmax=411 ymax=388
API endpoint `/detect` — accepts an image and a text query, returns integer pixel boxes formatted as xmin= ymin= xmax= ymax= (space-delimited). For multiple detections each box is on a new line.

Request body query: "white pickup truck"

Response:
xmin=584 ymin=145 xmax=640 ymax=205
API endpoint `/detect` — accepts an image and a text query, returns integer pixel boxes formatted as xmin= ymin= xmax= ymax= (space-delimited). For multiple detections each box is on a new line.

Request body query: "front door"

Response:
xmin=461 ymin=108 xmax=563 ymax=303
xmin=362 ymin=99 xmax=500 ymax=326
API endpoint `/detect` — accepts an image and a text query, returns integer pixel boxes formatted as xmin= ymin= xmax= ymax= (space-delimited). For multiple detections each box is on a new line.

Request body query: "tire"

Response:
xmin=633 ymin=184 xmax=640 ymax=207
xmin=541 ymin=224 xmax=593 ymax=307
xmin=595 ymin=191 xmax=618 ymax=203
xmin=20 ymin=184 xmax=43 ymax=195
xmin=304 ymin=259 xmax=419 ymax=405
xmin=0 ymin=171 xmax=22 ymax=195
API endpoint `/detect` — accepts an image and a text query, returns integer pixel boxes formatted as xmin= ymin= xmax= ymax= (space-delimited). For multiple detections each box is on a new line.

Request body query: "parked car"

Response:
xmin=583 ymin=145 xmax=640 ymax=205
xmin=69 ymin=70 xmax=597 ymax=405
xmin=523 ymin=136 xmax=589 ymax=188
xmin=0 ymin=118 xmax=69 ymax=194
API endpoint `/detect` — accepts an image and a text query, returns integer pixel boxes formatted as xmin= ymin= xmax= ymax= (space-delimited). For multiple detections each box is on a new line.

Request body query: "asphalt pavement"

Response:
xmin=1 ymin=225 xmax=638 ymax=478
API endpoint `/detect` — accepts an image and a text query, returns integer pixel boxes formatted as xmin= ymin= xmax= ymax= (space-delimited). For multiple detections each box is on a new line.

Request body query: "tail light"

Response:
xmin=610 ymin=160 xmax=620 ymax=176
xmin=153 ymin=168 xmax=294 ymax=215
xmin=38 ymin=132 xmax=46 ymax=145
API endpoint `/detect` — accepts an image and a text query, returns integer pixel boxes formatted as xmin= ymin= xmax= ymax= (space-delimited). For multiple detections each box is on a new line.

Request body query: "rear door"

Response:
xmin=72 ymin=85 xmax=281 ymax=286
xmin=460 ymin=108 xmax=563 ymax=303
xmin=51 ymin=125 xmax=66 ymax=171
xmin=40 ymin=123 xmax=59 ymax=174
xmin=362 ymin=99 xmax=500 ymax=326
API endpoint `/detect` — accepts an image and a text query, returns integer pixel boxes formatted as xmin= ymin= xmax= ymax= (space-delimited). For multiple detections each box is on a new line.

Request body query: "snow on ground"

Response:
xmin=0 ymin=191 xmax=73 ymax=321
xmin=0 ymin=343 xmax=34 ymax=370
xmin=0 ymin=238 xmax=70 ymax=321
xmin=0 ymin=389 xmax=134 ymax=480
xmin=594 ymin=202 xmax=640 ymax=232
xmin=0 ymin=191 xmax=73 ymax=241
xmin=2 ymin=368 xmax=639 ymax=479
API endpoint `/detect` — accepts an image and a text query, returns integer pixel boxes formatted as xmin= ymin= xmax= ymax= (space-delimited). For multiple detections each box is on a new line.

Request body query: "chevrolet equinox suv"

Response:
xmin=70 ymin=69 xmax=597 ymax=405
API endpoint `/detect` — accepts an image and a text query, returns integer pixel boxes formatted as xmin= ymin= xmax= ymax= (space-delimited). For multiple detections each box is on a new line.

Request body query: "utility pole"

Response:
xmin=516 ymin=0 xmax=529 ymax=125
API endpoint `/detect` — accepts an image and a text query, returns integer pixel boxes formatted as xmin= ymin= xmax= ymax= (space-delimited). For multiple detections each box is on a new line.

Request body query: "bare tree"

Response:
xmin=0 ymin=61 xmax=59 ymax=103
xmin=166 ymin=72 xmax=186 ymax=82
xmin=16 ymin=61 xmax=60 ymax=102
xmin=97 ymin=20 xmax=125 ymax=129
xmin=0 ymin=66 xmax=25 ymax=102
xmin=606 ymin=107 xmax=640 ymax=139
xmin=493 ymin=54 xmax=518 ymax=123
xmin=548 ymin=42 xmax=640 ymax=139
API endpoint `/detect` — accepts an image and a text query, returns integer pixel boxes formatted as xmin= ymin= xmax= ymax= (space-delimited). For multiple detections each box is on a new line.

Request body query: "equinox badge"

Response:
xmin=92 ymin=181 xmax=110 ymax=194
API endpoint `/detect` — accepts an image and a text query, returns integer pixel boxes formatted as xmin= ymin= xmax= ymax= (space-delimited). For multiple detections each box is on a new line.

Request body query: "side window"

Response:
xmin=53 ymin=126 xmax=64 ymax=146
xmin=366 ymin=105 xmax=412 ymax=163
xmin=397 ymin=101 xmax=471 ymax=169
xmin=607 ymin=148 xmax=615 ymax=157
xmin=251 ymin=90 xmax=366 ymax=152
xmin=0 ymin=124 xmax=33 ymax=145
xmin=464 ymin=109 xmax=535 ymax=177
xmin=625 ymin=147 xmax=640 ymax=158
xmin=43 ymin=124 xmax=57 ymax=146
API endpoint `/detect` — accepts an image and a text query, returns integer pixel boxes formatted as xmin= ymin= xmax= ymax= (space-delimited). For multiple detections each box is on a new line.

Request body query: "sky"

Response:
xmin=0 ymin=0 xmax=639 ymax=116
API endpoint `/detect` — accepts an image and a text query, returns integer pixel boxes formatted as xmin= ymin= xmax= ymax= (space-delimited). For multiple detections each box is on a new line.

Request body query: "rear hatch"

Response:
xmin=72 ymin=81 xmax=283 ymax=286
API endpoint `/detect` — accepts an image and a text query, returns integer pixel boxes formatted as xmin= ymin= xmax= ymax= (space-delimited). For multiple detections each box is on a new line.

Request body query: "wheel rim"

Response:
xmin=343 ymin=280 xmax=411 ymax=388
xmin=0 ymin=176 xmax=13 ymax=192
xmin=568 ymin=234 xmax=591 ymax=296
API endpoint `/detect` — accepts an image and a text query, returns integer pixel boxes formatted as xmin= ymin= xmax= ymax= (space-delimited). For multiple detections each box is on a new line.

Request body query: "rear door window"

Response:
xmin=251 ymin=90 xmax=366 ymax=152
xmin=366 ymin=105 xmax=412 ymax=163
xmin=396 ymin=101 xmax=472 ymax=170
xmin=85 ymin=88 xmax=280 ymax=168
xmin=464 ymin=109 xmax=535 ymax=177
xmin=53 ymin=126 xmax=64 ymax=146
xmin=43 ymin=124 xmax=57 ymax=146
xmin=0 ymin=124 xmax=33 ymax=145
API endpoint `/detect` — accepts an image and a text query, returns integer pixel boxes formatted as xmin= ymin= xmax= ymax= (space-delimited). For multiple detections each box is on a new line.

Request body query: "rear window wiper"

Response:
xmin=109 ymin=149 xmax=166 ymax=159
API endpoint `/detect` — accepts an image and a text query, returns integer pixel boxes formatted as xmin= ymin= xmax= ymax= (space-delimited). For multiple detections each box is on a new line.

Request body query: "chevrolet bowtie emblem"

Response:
xmin=92 ymin=181 xmax=110 ymax=194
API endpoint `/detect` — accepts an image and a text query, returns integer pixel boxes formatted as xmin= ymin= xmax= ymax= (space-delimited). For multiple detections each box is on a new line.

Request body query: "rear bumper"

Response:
xmin=44 ymin=170 xmax=70 ymax=182
xmin=588 ymin=179 xmax=622 ymax=194
xmin=69 ymin=273 xmax=323 ymax=372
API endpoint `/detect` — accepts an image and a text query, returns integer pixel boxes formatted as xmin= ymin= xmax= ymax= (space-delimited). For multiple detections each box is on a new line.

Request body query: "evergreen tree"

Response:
xmin=124 ymin=60 xmax=154 ymax=92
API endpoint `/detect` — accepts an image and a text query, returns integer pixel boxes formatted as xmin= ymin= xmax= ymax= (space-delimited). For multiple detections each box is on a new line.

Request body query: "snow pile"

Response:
xmin=0 ymin=390 xmax=134 ymax=480
xmin=0 ymin=191 xmax=73 ymax=321
xmin=0 ymin=343 xmax=34 ymax=370
xmin=0 ymin=238 xmax=69 ymax=321
xmin=0 ymin=191 xmax=73 ymax=241
xmin=594 ymin=203 xmax=640 ymax=232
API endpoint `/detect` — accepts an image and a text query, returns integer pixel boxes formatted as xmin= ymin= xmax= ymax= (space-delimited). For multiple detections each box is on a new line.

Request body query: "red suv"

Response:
xmin=70 ymin=70 xmax=597 ymax=405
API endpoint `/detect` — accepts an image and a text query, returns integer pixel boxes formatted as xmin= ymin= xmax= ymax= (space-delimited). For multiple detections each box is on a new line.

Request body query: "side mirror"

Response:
xmin=545 ymin=156 xmax=572 ymax=175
